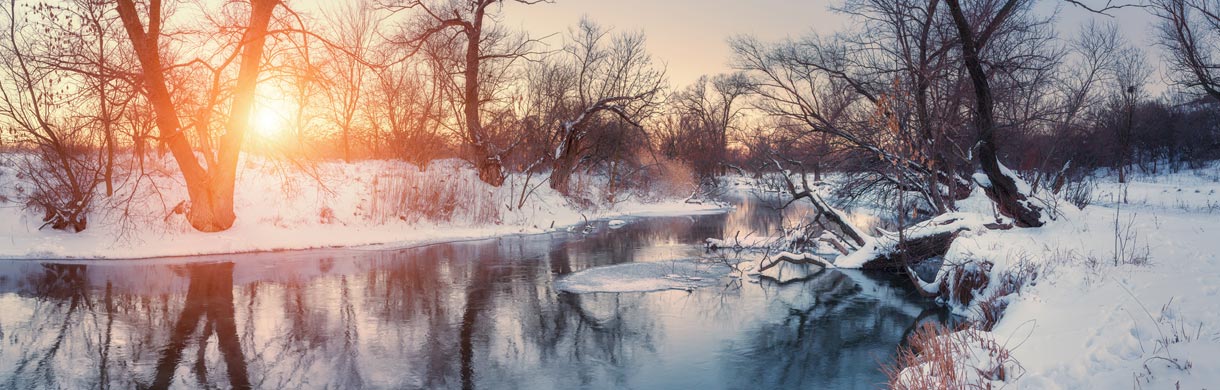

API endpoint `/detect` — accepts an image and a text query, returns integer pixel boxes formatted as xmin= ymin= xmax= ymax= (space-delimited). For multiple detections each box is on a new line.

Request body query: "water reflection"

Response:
xmin=0 ymin=193 xmax=945 ymax=389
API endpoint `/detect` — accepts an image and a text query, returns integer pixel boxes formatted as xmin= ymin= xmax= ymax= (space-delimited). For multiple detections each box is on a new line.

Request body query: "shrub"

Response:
xmin=641 ymin=158 xmax=698 ymax=200
xmin=886 ymin=323 xmax=1023 ymax=389
xmin=1062 ymin=180 xmax=1093 ymax=210
xmin=367 ymin=161 xmax=499 ymax=225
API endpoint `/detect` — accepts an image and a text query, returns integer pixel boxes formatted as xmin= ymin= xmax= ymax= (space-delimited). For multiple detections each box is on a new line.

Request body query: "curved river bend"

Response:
xmin=0 ymin=193 xmax=948 ymax=389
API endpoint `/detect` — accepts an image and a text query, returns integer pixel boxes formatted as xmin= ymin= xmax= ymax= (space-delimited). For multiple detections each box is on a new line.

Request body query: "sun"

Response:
xmin=249 ymin=84 xmax=293 ymax=140
xmin=250 ymin=104 xmax=287 ymax=139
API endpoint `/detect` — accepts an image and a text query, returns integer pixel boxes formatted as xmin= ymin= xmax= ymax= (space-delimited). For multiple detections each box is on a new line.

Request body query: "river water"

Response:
xmin=0 ymin=193 xmax=948 ymax=389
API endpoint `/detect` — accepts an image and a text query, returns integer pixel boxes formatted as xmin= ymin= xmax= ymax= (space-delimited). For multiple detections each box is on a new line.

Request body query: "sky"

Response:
xmin=501 ymin=0 xmax=845 ymax=86
xmin=490 ymin=0 xmax=1165 ymax=88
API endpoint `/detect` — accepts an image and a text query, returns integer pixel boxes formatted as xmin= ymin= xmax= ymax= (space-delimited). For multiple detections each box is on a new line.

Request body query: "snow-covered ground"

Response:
xmin=0 ymin=154 xmax=724 ymax=259
xmin=897 ymin=163 xmax=1220 ymax=388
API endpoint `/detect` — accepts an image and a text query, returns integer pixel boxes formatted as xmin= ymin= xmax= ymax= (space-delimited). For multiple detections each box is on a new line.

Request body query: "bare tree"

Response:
xmin=1110 ymin=45 xmax=1152 ymax=183
xmin=322 ymin=0 xmax=381 ymax=162
xmin=385 ymin=0 xmax=549 ymax=186
xmin=1153 ymin=0 xmax=1220 ymax=101
xmin=368 ymin=55 xmax=431 ymax=162
xmin=545 ymin=18 xmax=665 ymax=194
xmin=728 ymin=13 xmax=960 ymax=213
xmin=944 ymin=0 xmax=1046 ymax=227
xmin=38 ymin=0 xmax=137 ymax=197
xmin=113 ymin=0 xmax=280 ymax=232
xmin=0 ymin=0 xmax=110 ymax=231
xmin=671 ymin=73 xmax=750 ymax=177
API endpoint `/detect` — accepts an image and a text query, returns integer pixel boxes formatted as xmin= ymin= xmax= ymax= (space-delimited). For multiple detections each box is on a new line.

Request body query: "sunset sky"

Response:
xmin=282 ymin=1 xmax=1166 ymax=88
xmin=498 ymin=0 xmax=1164 ymax=87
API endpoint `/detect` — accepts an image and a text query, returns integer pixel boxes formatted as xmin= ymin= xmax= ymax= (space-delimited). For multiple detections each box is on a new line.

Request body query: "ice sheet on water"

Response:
xmin=555 ymin=260 xmax=730 ymax=293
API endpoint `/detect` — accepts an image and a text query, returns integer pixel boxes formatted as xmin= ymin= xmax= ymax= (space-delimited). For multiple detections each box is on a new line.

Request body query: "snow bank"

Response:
xmin=897 ymin=163 xmax=1220 ymax=388
xmin=0 ymin=154 xmax=726 ymax=259
xmin=554 ymin=260 xmax=730 ymax=293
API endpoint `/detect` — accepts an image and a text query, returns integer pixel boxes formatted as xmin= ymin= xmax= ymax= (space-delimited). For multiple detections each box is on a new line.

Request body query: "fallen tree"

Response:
xmin=711 ymin=160 xmax=1008 ymax=301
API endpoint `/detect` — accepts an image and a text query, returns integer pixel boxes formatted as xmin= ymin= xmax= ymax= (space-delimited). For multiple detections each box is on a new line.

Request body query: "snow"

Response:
xmin=835 ymin=212 xmax=990 ymax=269
xmin=554 ymin=259 xmax=731 ymax=293
xmin=894 ymin=329 xmax=1020 ymax=389
xmin=704 ymin=235 xmax=780 ymax=250
xmin=754 ymin=254 xmax=831 ymax=283
xmin=895 ymin=161 xmax=1220 ymax=388
xmin=0 ymin=154 xmax=726 ymax=259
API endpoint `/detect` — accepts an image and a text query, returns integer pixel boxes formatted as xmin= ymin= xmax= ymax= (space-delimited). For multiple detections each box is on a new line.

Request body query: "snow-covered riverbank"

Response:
xmin=896 ymin=164 xmax=1220 ymax=388
xmin=0 ymin=155 xmax=725 ymax=259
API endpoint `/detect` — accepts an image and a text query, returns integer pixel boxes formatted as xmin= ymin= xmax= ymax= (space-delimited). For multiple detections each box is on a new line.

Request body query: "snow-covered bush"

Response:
xmin=887 ymin=323 xmax=1023 ymax=390
xmin=2 ymin=151 xmax=100 ymax=232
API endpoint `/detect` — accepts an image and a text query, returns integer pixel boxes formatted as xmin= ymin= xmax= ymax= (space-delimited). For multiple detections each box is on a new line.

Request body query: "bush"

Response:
xmin=6 ymin=151 xmax=100 ymax=232
xmin=367 ymin=161 xmax=499 ymax=225
xmin=886 ymin=323 xmax=1023 ymax=389
xmin=640 ymin=158 xmax=698 ymax=200
xmin=1062 ymin=180 xmax=1093 ymax=210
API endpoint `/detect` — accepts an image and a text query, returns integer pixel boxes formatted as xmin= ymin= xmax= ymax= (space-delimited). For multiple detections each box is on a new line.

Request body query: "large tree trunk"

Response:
xmin=549 ymin=156 xmax=574 ymax=194
xmin=548 ymin=123 xmax=581 ymax=194
xmin=115 ymin=0 xmax=277 ymax=232
xmin=856 ymin=231 xmax=960 ymax=271
xmin=463 ymin=5 xmax=504 ymax=187
xmin=945 ymin=0 xmax=1044 ymax=228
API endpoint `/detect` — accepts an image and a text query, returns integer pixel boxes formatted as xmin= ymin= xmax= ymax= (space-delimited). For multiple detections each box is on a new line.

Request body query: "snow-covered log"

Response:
xmin=835 ymin=214 xmax=987 ymax=271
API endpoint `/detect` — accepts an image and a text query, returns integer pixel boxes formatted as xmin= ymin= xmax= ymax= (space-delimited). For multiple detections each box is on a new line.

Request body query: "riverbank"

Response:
xmin=0 ymin=155 xmax=726 ymax=259
xmin=893 ymin=163 xmax=1220 ymax=388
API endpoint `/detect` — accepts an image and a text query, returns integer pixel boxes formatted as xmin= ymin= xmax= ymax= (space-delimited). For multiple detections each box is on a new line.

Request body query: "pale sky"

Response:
xmin=498 ymin=0 xmax=1164 ymax=87
xmin=293 ymin=0 xmax=1165 ymax=89
xmin=502 ymin=0 xmax=845 ymax=86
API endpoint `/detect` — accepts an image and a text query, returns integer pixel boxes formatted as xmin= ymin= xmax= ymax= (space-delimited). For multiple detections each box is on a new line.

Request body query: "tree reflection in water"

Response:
xmin=148 ymin=262 xmax=249 ymax=390
xmin=0 ymin=195 xmax=949 ymax=389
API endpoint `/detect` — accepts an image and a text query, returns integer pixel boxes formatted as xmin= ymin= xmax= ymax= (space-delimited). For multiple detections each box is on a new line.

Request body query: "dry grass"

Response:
xmin=939 ymin=260 xmax=994 ymax=307
xmin=886 ymin=323 xmax=1023 ymax=390
xmin=642 ymin=158 xmax=698 ymax=200
xmin=891 ymin=255 xmax=1041 ymax=388
xmin=366 ymin=164 xmax=499 ymax=225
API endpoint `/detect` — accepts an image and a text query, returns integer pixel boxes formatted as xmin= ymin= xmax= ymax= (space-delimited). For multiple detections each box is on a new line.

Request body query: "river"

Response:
xmin=0 ymin=192 xmax=949 ymax=389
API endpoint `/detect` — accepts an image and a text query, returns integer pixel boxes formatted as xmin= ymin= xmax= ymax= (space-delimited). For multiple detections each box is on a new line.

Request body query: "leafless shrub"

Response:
xmin=885 ymin=323 xmax=1024 ymax=390
xmin=753 ymin=172 xmax=788 ymax=194
xmin=318 ymin=206 xmax=337 ymax=224
xmin=367 ymin=162 xmax=499 ymax=225
xmin=938 ymin=259 xmax=994 ymax=307
xmin=973 ymin=257 xmax=1040 ymax=331
xmin=1113 ymin=209 xmax=1151 ymax=266
xmin=638 ymin=158 xmax=698 ymax=200
xmin=1063 ymin=180 xmax=1093 ymax=210
xmin=10 ymin=150 xmax=100 ymax=232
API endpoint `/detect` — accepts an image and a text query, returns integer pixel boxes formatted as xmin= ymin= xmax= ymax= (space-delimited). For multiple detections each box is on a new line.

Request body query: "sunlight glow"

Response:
xmin=251 ymin=104 xmax=287 ymax=139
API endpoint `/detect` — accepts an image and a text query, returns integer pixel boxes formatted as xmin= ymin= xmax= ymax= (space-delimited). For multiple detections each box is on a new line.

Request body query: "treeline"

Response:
xmin=0 ymin=0 xmax=1217 ymax=233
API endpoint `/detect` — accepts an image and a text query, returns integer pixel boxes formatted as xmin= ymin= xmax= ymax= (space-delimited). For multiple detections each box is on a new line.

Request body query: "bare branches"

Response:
xmin=1152 ymin=0 xmax=1220 ymax=101
xmin=1062 ymin=0 xmax=1150 ymax=16
xmin=542 ymin=18 xmax=666 ymax=194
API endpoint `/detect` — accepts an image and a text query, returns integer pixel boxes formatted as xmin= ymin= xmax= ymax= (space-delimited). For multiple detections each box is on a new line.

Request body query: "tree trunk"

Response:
xmin=946 ymin=0 xmax=1044 ymax=228
xmin=857 ymin=231 xmax=959 ymax=271
xmin=115 ymin=0 xmax=277 ymax=232
xmin=463 ymin=4 xmax=504 ymax=187
xmin=549 ymin=155 xmax=574 ymax=194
